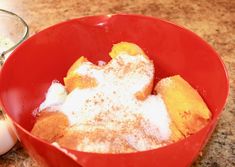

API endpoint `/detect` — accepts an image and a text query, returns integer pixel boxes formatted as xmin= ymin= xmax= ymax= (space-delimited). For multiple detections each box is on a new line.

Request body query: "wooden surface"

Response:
xmin=0 ymin=0 xmax=234 ymax=166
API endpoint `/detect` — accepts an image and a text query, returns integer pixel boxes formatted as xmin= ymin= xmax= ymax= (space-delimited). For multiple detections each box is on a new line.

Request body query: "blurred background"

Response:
xmin=0 ymin=0 xmax=234 ymax=166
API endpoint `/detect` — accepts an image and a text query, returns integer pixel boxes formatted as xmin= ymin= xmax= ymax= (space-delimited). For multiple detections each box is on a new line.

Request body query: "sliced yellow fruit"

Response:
xmin=155 ymin=75 xmax=211 ymax=137
xmin=31 ymin=111 xmax=69 ymax=143
xmin=64 ymin=56 xmax=97 ymax=92
xmin=64 ymin=74 xmax=97 ymax=92
xmin=109 ymin=42 xmax=146 ymax=58
xmin=67 ymin=56 xmax=88 ymax=76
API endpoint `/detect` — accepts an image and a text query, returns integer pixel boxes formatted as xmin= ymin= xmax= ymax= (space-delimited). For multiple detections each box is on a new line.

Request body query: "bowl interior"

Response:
xmin=0 ymin=14 xmax=229 ymax=167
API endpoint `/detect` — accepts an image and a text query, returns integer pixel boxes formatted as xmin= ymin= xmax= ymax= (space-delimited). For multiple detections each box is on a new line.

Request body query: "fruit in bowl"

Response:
xmin=31 ymin=42 xmax=212 ymax=154
xmin=0 ymin=14 xmax=229 ymax=167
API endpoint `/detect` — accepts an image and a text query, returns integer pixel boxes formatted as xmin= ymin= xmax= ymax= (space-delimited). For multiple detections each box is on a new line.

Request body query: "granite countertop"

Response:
xmin=0 ymin=0 xmax=234 ymax=166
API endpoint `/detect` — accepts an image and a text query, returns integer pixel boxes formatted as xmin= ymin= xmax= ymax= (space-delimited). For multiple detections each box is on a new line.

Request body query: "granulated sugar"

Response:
xmin=38 ymin=53 xmax=171 ymax=152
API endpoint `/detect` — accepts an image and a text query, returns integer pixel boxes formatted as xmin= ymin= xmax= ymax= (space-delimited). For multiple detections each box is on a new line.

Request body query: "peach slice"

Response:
xmin=64 ymin=56 xmax=97 ymax=92
xmin=155 ymin=75 xmax=211 ymax=138
xmin=109 ymin=42 xmax=146 ymax=58
xmin=109 ymin=42 xmax=153 ymax=100
xmin=66 ymin=56 xmax=88 ymax=76
xmin=31 ymin=111 xmax=69 ymax=143
xmin=65 ymin=42 xmax=153 ymax=98
xmin=64 ymin=74 xmax=97 ymax=92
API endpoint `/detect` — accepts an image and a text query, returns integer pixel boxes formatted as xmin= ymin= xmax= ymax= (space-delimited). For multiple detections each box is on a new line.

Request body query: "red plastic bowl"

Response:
xmin=0 ymin=14 xmax=229 ymax=167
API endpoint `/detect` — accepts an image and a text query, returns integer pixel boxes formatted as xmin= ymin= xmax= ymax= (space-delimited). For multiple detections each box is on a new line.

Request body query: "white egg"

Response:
xmin=0 ymin=119 xmax=17 ymax=155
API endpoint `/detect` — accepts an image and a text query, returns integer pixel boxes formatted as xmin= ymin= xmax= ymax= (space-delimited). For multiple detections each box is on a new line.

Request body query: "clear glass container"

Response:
xmin=0 ymin=9 xmax=28 ymax=120
xmin=0 ymin=9 xmax=29 ymax=65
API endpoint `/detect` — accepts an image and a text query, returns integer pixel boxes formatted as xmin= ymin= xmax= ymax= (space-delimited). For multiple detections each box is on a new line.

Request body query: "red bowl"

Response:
xmin=0 ymin=14 xmax=229 ymax=167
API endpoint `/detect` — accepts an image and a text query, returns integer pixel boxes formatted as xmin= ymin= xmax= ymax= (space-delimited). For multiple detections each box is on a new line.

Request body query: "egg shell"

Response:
xmin=0 ymin=119 xmax=17 ymax=155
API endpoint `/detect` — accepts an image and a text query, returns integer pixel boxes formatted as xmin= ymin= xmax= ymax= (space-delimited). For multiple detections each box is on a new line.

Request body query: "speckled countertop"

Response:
xmin=0 ymin=0 xmax=234 ymax=167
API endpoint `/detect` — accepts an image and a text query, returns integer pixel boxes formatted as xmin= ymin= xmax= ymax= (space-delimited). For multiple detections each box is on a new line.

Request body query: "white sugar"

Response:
xmin=77 ymin=138 xmax=111 ymax=153
xmin=140 ymin=95 xmax=171 ymax=140
xmin=39 ymin=53 xmax=171 ymax=151
xmin=124 ymin=130 xmax=152 ymax=151
xmin=39 ymin=81 xmax=67 ymax=111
